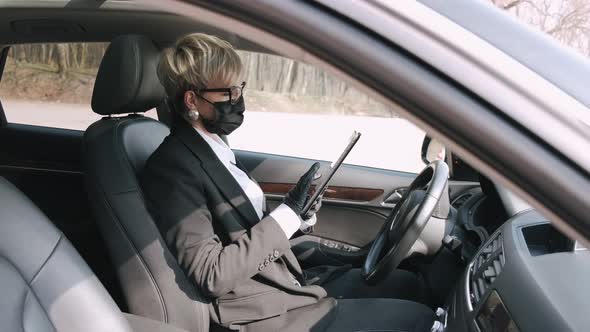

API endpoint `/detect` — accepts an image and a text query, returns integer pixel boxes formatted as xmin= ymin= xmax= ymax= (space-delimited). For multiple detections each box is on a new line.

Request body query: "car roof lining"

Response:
xmin=0 ymin=7 xmax=273 ymax=53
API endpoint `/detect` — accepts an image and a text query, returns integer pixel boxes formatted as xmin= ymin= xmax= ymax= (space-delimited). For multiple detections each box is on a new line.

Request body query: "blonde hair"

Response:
xmin=157 ymin=33 xmax=242 ymax=112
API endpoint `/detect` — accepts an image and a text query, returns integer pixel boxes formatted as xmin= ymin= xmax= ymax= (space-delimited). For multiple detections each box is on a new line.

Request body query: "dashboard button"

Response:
xmin=483 ymin=267 xmax=496 ymax=279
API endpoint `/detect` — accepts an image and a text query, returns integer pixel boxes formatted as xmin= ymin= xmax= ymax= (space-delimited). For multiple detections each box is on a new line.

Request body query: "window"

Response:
xmin=0 ymin=42 xmax=156 ymax=130
xmin=494 ymin=0 xmax=590 ymax=56
xmin=229 ymin=51 xmax=426 ymax=173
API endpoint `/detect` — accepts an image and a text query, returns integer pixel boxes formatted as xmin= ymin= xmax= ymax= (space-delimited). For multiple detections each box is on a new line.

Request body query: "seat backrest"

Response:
xmin=83 ymin=35 xmax=209 ymax=332
xmin=0 ymin=177 xmax=133 ymax=332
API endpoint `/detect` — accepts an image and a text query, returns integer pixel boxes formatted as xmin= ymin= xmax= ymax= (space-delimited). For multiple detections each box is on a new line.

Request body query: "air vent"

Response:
xmin=452 ymin=192 xmax=474 ymax=209
xmin=469 ymin=232 xmax=505 ymax=308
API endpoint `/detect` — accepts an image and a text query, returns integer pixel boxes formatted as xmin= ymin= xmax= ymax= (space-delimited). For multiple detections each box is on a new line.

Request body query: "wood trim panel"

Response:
xmin=259 ymin=182 xmax=383 ymax=202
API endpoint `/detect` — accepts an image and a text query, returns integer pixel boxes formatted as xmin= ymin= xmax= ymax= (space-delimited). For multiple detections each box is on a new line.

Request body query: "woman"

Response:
xmin=140 ymin=33 xmax=433 ymax=332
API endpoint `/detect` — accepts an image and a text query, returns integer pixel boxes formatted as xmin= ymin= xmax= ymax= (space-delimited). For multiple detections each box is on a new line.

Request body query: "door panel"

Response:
xmin=236 ymin=149 xmax=479 ymax=267
xmin=237 ymin=149 xmax=415 ymax=240
xmin=0 ymin=123 xmax=124 ymax=308
xmin=266 ymin=198 xmax=389 ymax=247
xmin=260 ymin=183 xmax=384 ymax=203
xmin=0 ymin=124 xmax=86 ymax=238
xmin=237 ymin=150 xmax=416 ymax=207
xmin=0 ymin=123 xmax=83 ymax=170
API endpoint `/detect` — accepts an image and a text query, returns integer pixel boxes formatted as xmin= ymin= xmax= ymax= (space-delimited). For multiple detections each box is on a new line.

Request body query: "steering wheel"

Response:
xmin=362 ymin=160 xmax=449 ymax=284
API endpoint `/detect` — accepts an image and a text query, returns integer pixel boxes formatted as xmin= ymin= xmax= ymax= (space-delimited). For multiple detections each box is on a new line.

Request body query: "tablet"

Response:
xmin=301 ymin=130 xmax=361 ymax=216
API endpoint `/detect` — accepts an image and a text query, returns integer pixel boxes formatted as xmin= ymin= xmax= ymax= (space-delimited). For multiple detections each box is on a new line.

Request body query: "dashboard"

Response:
xmin=444 ymin=207 xmax=589 ymax=332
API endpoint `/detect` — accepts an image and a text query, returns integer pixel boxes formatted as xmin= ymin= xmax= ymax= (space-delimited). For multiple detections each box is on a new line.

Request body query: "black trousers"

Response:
xmin=215 ymin=269 xmax=435 ymax=332
xmin=234 ymin=297 xmax=436 ymax=332
xmin=319 ymin=298 xmax=435 ymax=332
xmin=313 ymin=268 xmax=435 ymax=332
xmin=320 ymin=268 xmax=428 ymax=303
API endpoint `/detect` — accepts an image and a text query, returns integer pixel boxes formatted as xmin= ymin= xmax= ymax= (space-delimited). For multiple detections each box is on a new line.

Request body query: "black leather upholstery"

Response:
xmin=91 ymin=35 xmax=165 ymax=115
xmin=0 ymin=177 xmax=133 ymax=332
xmin=84 ymin=35 xmax=210 ymax=332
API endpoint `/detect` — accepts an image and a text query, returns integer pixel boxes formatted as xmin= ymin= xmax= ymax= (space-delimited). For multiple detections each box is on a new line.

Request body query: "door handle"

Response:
xmin=383 ymin=188 xmax=407 ymax=205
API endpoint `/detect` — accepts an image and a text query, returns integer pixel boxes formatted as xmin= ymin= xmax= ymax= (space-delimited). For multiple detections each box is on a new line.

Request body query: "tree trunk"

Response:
xmin=56 ymin=44 xmax=68 ymax=78
xmin=17 ymin=45 xmax=26 ymax=63
xmin=80 ymin=43 xmax=87 ymax=69
xmin=282 ymin=60 xmax=298 ymax=93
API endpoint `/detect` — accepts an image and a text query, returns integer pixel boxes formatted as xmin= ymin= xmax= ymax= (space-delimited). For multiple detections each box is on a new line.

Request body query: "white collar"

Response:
xmin=193 ymin=126 xmax=236 ymax=166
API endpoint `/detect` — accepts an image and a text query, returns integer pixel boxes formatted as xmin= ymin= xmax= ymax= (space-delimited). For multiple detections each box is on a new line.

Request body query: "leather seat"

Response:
xmin=83 ymin=35 xmax=209 ymax=332
xmin=0 ymin=177 xmax=133 ymax=332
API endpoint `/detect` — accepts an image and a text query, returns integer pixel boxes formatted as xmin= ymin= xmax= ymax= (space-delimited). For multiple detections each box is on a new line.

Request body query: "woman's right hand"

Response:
xmin=284 ymin=162 xmax=320 ymax=218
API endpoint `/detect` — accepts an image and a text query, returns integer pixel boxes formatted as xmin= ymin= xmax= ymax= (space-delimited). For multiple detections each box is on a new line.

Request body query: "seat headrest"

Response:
xmin=92 ymin=35 xmax=165 ymax=115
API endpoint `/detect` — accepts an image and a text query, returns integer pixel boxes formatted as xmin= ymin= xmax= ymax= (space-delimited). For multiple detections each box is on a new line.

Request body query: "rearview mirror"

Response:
xmin=421 ymin=136 xmax=446 ymax=164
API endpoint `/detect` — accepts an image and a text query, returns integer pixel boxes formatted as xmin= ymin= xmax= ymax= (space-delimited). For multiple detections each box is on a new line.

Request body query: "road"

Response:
xmin=3 ymin=99 xmax=425 ymax=173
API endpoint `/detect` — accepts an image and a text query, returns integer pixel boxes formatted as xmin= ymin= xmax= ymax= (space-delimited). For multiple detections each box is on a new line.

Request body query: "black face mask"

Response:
xmin=202 ymin=95 xmax=245 ymax=135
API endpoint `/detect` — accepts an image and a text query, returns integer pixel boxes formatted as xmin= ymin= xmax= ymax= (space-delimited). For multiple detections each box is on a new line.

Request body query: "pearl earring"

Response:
xmin=187 ymin=109 xmax=199 ymax=121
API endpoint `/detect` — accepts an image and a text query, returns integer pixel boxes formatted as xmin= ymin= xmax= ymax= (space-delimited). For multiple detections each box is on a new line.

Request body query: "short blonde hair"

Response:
xmin=157 ymin=33 xmax=242 ymax=111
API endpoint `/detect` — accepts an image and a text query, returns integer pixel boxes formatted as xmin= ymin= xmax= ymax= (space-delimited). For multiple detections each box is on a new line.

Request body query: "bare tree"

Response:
xmin=56 ymin=44 xmax=68 ymax=78
xmin=493 ymin=0 xmax=590 ymax=55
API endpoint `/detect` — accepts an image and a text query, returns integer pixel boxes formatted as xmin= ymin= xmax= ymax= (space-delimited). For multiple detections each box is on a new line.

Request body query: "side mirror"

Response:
xmin=421 ymin=135 xmax=446 ymax=164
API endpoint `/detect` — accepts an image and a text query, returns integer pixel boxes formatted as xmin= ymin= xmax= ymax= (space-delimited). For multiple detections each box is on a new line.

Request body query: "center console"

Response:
xmin=442 ymin=210 xmax=589 ymax=332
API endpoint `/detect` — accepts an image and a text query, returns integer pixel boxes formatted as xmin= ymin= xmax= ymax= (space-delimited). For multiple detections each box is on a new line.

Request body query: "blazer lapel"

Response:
xmin=172 ymin=118 xmax=261 ymax=227
xmin=202 ymin=160 xmax=262 ymax=227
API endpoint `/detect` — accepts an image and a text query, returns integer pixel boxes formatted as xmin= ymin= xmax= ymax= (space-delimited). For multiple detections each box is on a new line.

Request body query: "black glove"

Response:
xmin=303 ymin=194 xmax=322 ymax=220
xmin=284 ymin=162 xmax=320 ymax=218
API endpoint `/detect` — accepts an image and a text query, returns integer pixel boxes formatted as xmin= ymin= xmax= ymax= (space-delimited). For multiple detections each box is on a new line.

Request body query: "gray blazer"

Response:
xmin=140 ymin=117 xmax=342 ymax=331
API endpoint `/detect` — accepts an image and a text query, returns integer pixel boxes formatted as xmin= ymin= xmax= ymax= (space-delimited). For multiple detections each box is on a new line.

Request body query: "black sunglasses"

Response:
xmin=197 ymin=81 xmax=246 ymax=105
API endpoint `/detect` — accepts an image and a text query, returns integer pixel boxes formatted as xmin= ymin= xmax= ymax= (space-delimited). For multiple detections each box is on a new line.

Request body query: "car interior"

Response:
xmin=0 ymin=2 xmax=588 ymax=332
